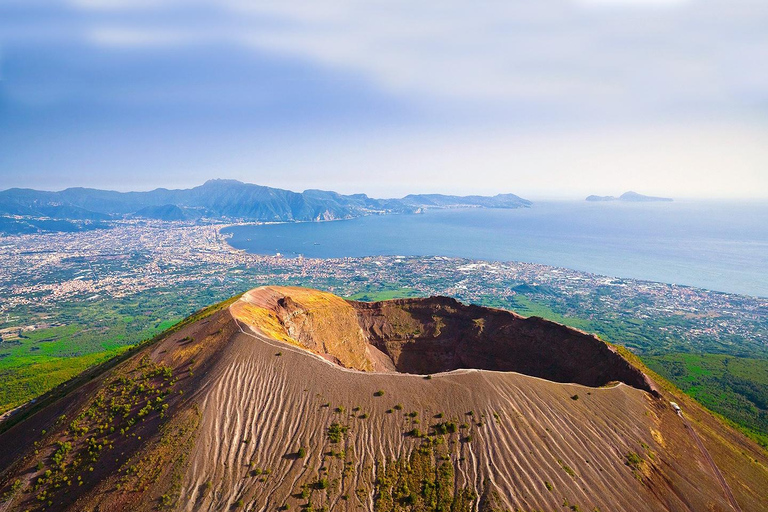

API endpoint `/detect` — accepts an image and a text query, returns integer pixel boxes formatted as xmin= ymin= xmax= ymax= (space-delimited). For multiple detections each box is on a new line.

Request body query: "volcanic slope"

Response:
xmin=0 ymin=286 xmax=767 ymax=512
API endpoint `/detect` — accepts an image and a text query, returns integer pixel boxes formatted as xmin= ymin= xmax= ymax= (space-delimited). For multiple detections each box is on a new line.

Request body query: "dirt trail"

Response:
xmin=679 ymin=409 xmax=742 ymax=512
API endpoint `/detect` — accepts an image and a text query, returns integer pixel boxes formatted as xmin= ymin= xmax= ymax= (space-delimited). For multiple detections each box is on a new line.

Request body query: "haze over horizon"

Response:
xmin=2 ymin=0 xmax=767 ymax=199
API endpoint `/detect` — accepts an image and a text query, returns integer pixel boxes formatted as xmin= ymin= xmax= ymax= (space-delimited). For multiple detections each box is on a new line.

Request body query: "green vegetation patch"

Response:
xmin=18 ymin=354 xmax=190 ymax=509
xmin=0 ymin=347 xmax=129 ymax=413
xmin=327 ymin=422 xmax=349 ymax=443
xmin=373 ymin=438 xmax=475 ymax=512
xmin=625 ymin=452 xmax=643 ymax=470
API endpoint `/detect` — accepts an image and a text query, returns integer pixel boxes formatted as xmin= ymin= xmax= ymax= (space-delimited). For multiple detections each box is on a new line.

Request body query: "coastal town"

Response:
xmin=1 ymin=220 xmax=765 ymax=358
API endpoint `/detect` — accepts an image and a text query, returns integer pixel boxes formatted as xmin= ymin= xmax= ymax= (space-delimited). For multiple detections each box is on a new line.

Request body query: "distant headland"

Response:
xmin=0 ymin=180 xmax=531 ymax=234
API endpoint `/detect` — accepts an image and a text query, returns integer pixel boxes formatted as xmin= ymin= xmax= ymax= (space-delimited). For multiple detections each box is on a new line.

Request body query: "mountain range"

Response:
xmin=0 ymin=180 xmax=531 ymax=234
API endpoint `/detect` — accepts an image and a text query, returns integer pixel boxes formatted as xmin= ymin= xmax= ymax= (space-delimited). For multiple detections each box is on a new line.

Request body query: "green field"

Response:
xmin=0 ymin=316 xmax=173 ymax=414
xmin=0 ymin=289 xmax=219 ymax=413
xmin=0 ymin=348 xmax=128 ymax=413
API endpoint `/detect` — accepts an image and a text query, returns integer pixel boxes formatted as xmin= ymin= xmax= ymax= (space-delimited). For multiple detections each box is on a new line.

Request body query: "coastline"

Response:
xmin=218 ymin=203 xmax=768 ymax=298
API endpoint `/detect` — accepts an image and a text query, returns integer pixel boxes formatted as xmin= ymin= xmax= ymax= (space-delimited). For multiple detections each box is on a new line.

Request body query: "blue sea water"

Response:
xmin=221 ymin=201 xmax=768 ymax=298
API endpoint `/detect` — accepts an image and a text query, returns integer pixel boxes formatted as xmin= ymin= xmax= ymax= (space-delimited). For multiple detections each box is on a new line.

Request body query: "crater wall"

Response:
xmin=351 ymin=296 xmax=657 ymax=392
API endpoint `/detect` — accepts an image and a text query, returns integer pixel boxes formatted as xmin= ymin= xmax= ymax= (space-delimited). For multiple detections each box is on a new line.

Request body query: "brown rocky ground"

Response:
xmin=0 ymin=286 xmax=766 ymax=512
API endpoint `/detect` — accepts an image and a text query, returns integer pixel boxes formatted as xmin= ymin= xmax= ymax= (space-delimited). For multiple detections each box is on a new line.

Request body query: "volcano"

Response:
xmin=0 ymin=286 xmax=766 ymax=512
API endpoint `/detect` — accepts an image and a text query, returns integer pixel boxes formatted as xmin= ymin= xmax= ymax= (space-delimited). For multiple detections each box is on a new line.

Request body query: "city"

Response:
xmin=2 ymin=220 xmax=765 ymax=355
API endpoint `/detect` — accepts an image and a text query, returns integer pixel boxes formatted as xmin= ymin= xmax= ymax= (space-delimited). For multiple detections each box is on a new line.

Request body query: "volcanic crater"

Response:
xmin=235 ymin=286 xmax=657 ymax=393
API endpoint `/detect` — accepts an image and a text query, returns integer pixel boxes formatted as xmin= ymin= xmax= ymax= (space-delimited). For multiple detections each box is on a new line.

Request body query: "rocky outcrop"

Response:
xmin=237 ymin=286 xmax=376 ymax=371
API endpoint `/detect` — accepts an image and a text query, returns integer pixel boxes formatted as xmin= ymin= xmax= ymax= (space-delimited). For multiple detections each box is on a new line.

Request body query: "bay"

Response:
xmin=221 ymin=200 xmax=768 ymax=297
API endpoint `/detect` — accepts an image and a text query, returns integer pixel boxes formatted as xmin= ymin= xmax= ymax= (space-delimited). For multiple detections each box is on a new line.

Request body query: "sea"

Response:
xmin=221 ymin=200 xmax=768 ymax=298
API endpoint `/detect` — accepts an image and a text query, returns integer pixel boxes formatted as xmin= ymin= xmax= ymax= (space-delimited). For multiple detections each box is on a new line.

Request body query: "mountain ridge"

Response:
xmin=0 ymin=180 xmax=531 ymax=233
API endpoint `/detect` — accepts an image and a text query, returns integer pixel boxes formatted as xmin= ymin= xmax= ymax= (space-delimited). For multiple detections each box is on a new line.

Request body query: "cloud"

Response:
xmin=38 ymin=1 xmax=762 ymax=115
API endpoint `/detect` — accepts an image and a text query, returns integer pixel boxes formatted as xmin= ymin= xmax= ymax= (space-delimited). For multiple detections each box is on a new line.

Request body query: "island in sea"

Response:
xmin=586 ymin=191 xmax=673 ymax=202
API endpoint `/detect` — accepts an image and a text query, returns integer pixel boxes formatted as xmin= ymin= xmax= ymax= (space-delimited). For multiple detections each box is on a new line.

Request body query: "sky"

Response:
xmin=0 ymin=0 xmax=767 ymax=199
